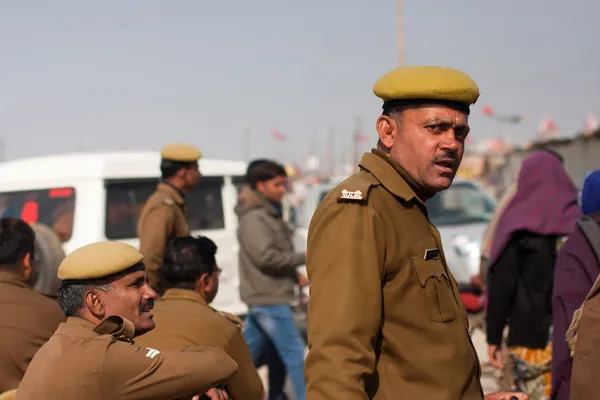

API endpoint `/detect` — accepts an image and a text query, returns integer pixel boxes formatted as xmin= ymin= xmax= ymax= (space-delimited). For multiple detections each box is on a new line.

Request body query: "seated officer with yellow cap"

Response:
xmin=15 ymin=241 xmax=237 ymax=400
xmin=138 ymin=143 xmax=202 ymax=295
xmin=304 ymin=66 xmax=528 ymax=400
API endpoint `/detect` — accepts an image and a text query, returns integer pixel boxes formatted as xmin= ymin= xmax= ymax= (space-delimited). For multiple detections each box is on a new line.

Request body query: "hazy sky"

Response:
xmin=1 ymin=0 xmax=598 ymax=169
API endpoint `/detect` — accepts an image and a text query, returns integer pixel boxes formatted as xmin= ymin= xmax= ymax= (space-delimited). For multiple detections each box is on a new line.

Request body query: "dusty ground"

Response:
xmin=257 ymin=328 xmax=500 ymax=398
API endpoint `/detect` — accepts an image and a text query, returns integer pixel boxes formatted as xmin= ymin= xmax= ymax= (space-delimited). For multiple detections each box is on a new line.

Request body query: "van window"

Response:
xmin=105 ymin=178 xmax=226 ymax=240
xmin=0 ymin=187 xmax=76 ymax=242
xmin=232 ymin=176 xmax=247 ymax=196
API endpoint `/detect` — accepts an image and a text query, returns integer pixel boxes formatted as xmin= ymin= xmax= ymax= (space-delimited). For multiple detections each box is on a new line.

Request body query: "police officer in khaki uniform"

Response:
xmin=138 ymin=143 xmax=202 ymax=295
xmin=0 ymin=218 xmax=65 ymax=393
xmin=304 ymin=66 xmax=528 ymax=400
xmin=137 ymin=236 xmax=265 ymax=400
xmin=16 ymin=241 xmax=237 ymax=400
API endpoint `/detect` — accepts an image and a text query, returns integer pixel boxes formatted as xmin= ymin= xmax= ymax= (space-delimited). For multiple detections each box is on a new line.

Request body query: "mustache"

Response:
xmin=139 ymin=300 xmax=154 ymax=313
xmin=432 ymin=153 xmax=459 ymax=167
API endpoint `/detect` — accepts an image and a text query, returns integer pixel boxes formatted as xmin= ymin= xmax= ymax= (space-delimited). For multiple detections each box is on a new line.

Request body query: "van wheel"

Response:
xmin=31 ymin=223 xmax=66 ymax=298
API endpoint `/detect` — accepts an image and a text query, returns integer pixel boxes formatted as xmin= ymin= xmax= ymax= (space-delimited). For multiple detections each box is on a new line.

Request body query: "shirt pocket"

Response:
xmin=412 ymin=256 xmax=458 ymax=323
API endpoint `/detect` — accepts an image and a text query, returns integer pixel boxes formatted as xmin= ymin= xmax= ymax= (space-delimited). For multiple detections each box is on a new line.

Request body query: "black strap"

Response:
xmin=577 ymin=215 xmax=600 ymax=265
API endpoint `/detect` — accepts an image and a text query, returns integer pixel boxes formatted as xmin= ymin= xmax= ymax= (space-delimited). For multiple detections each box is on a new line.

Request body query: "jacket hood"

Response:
xmin=235 ymin=185 xmax=272 ymax=218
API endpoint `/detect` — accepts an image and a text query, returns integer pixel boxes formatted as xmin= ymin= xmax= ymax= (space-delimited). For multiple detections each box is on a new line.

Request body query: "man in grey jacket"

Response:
xmin=236 ymin=159 xmax=307 ymax=400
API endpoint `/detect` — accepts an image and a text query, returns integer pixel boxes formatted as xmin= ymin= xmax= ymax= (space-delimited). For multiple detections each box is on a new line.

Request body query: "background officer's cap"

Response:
xmin=58 ymin=241 xmax=144 ymax=281
xmin=160 ymin=143 xmax=202 ymax=163
xmin=373 ymin=66 xmax=480 ymax=114
xmin=0 ymin=390 xmax=17 ymax=400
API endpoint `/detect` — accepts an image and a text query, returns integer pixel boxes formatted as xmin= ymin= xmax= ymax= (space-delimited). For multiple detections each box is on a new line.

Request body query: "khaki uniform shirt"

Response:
xmin=0 ymin=270 xmax=65 ymax=392
xmin=138 ymin=183 xmax=190 ymax=294
xmin=15 ymin=315 xmax=238 ymax=400
xmin=570 ymin=271 xmax=600 ymax=400
xmin=305 ymin=150 xmax=483 ymax=400
xmin=136 ymin=289 xmax=264 ymax=400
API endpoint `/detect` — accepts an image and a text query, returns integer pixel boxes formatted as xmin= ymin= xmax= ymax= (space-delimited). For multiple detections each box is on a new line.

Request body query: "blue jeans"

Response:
xmin=255 ymin=338 xmax=289 ymax=400
xmin=243 ymin=304 xmax=306 ymax=400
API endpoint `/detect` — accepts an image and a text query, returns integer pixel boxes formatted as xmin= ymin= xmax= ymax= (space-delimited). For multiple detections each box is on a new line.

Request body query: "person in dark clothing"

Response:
xmin=486 ymin=151 xmax=580 ymax=400
xmin=550 ymin=169 xmax=600 ymax=400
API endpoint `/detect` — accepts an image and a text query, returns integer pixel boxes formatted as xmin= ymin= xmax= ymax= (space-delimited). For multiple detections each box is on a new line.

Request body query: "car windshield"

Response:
xmin=426 ymin=181 xmax=496 ymax=227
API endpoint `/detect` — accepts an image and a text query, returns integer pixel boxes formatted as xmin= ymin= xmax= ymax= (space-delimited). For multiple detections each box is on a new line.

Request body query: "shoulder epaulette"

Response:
xmin=93 ymin=315 xmax=135 ymax=344
xmin=211 ymin=307 xmax=244 ymax=331
xmin=336 ymin=170 xmax=380 ymax=205
xmin=162 ymin=197 xmax=175 ymax=206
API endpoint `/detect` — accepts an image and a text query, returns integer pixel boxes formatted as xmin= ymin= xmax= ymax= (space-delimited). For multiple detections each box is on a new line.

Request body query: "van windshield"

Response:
xmin=0 ymin=188 xmax=76 ymax=242
xmin=105 ymin=177 xmax=226 ymax=239
xmin=426 ymin=181 xmax=496 ymax=227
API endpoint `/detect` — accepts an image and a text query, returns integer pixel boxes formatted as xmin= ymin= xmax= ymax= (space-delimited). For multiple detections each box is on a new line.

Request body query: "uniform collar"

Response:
xmin=65 ymin=316 xmax=97 ymax=331
xmin=157 ymin=182 xmax=185 ymax=205
xmin=161 ymin=288 xmax=207 ymax=305
xmin=359 ymin=150 xmax=426 ymax=206
xmin=93 ymin=315 xmax=136 ymax=342
xmin=0 ymin=269 xmax=29 ymax=288
xmin=65 ymin=315 xmax=136 ymax=342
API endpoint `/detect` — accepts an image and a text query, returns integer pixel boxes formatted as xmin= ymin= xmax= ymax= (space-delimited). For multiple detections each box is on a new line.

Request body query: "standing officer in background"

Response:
xmin=138 ymin=143 xmax=202 ymax=295
xmin=305 ymin=66 xmax=528 ymax=400
xmin=16 ymin=241 xmax=236 ymax=400
xmin=136 ymin=235 xmax=265 ymax=400
xmin=0 ymin=218 xmax=65 ymax=392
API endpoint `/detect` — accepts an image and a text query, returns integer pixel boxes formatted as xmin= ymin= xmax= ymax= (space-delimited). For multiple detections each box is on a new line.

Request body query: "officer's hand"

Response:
xmin=488 ymin=345 xmax=504 ymax=369
xmin=203 ymin=388 xmax=229 ymax=400
xmin=484 ymin=393 xmax=529 ymax=400
xmin=298 ymin=274 xmax=309 ymax=287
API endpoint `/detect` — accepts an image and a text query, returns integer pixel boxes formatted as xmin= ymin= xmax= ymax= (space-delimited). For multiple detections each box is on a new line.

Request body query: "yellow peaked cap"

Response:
xmin=160 ymin=143 xmax=202 ymax=162
xmin=373 ymin=66 xmax=480 ymax=106
xmin=58 ymin=241 xmax=144 ymax=281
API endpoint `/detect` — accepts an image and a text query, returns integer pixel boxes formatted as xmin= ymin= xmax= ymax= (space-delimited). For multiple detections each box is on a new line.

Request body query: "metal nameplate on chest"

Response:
xmin=424 ymin=248 xmax=440 ymax=261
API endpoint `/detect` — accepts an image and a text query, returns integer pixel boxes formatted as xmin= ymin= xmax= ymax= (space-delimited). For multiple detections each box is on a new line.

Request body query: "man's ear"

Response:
xmin=21 ymin=252 xmax=34 ymax=283
xmin=376 ymin=115 xmax=397 ymax=150
xmin=84 ymin=291 xmax=105 ymax=319
xmin=255 ymin=181 xmax=266 ymax=194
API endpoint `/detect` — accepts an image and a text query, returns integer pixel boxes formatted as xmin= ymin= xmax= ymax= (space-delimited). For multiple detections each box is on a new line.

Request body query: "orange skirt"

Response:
xmin=508 ymin=341 xmax=552 ymax=400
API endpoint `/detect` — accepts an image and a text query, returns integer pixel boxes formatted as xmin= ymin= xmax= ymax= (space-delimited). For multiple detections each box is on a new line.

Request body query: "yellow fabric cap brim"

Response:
xmin=58 ymin=241 xmax=144 ymax=281
xmin=373 ymin=66 xmax=480 ymax=106
xmin=160 ymin=143 xmax=202 ymax=162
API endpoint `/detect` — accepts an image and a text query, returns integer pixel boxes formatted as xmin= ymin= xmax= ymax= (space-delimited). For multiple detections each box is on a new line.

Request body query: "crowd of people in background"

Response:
xmin=482 ymin=148 xmax=600 ymax=400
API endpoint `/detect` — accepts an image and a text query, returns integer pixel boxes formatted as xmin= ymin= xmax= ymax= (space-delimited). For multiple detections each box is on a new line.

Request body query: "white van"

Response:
xmin=0 ymin=151 xmax=249 ymax=316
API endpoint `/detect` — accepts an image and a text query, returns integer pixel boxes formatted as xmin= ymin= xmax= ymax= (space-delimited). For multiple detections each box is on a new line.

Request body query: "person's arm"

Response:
xmin=486 ymin=237 xmax=521 ymax=346
xmin=223 ymin=330 xmax=265 ymax=400
xmin=101 ymin=342 xmax=238 ymax=400
xmin=138 ymin=204 xmax=174 ymax=291
xmin=238 ymin=212 xmax=305 ymax=274
xmin=305 ymin=202 xmax=384 ymax=400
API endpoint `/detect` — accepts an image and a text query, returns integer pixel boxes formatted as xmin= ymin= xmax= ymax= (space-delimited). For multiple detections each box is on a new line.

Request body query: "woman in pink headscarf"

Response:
xmin=485 ymin=150 xmax=580 ymax=400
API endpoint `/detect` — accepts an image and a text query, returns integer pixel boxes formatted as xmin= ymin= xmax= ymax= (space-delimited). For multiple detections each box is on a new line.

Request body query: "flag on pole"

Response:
xmin=583 ymin=113 xmax=599 ymax=135
xmin=355 ymin=132 xmax=368 ymax=143
xmin=271 ymin=128 xmax=286 ymax=141
xmin=538 ymin=115 xmax=558 ymax=138
xmin=482 ymin=105 xmax=494 ymax=117
xmin=481 ymin=105 xmax=523 ymax=123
